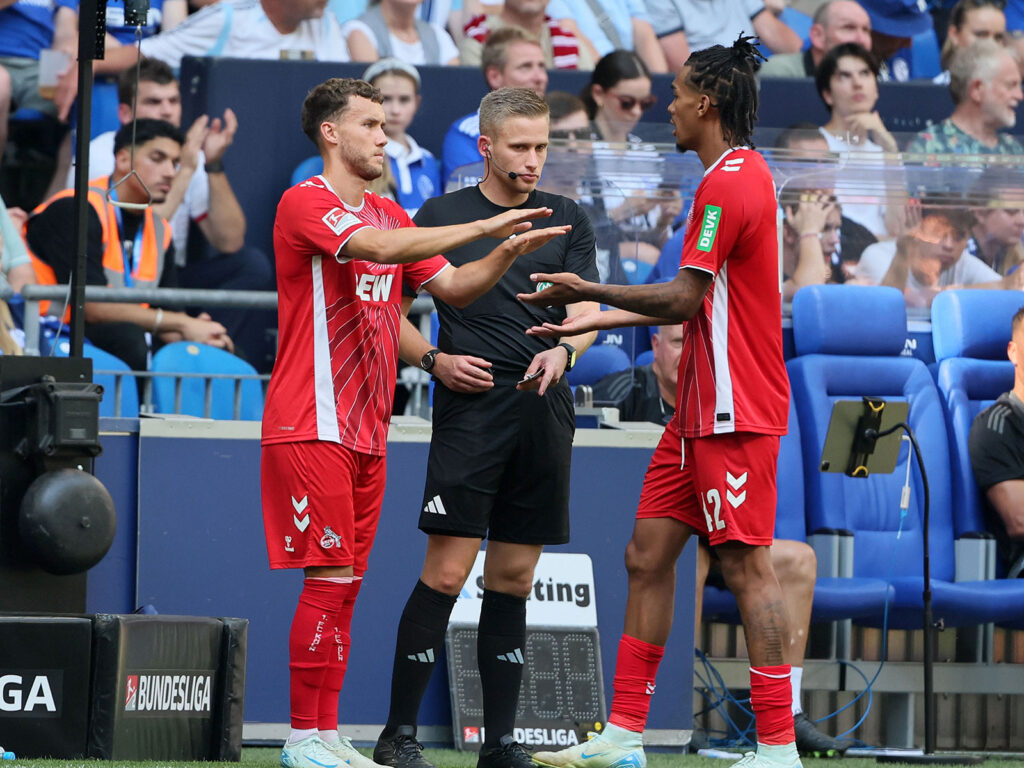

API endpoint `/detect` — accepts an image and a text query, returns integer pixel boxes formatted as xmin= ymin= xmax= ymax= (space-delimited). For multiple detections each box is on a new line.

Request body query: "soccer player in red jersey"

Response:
xmin=262 ymin=77 xmax=569 ymax=768
xmin=520 ymin=37 xmax=801 ymax=768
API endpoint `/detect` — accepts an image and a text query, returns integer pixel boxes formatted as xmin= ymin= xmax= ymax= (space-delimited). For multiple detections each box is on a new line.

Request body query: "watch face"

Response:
xmin=421 ymin=351 xmax=435 ymax=371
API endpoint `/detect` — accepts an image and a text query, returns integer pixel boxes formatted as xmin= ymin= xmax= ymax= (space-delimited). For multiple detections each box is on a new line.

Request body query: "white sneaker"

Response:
xmin=281 ymin=735 xmax=343 ymax=768
xmin=326 ymin=735 xmax=390 ymax=768
xmin=532 ymin=731 xmax=645 ymax=768
xmin=729 ymin=743 xmax=802 ymax=768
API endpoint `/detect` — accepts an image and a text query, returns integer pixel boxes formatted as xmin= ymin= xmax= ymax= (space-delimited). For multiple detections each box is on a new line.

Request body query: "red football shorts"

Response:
xmin=636 ymin=421 xmax=779 ymax=546
xmin=261 ymin=441 xmax=386 ymax=573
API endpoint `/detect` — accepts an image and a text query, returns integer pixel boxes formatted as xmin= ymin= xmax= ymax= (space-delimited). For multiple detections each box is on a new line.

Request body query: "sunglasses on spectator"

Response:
xmin=611 ymin=94 xmax=657 ymax=112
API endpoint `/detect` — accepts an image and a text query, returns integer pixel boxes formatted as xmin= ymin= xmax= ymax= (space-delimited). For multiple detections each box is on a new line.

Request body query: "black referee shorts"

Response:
xmin=418 ymin=378 xmax=575 ymax=544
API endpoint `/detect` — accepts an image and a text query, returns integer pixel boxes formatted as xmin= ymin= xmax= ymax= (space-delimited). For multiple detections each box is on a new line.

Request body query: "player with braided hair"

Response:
xmin=526 ymin=35 xmax=801 ymax=768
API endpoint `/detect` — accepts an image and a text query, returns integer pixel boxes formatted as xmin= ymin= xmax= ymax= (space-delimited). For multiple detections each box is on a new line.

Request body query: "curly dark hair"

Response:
xmin=301 ymin=78 xmax=382 ymax=148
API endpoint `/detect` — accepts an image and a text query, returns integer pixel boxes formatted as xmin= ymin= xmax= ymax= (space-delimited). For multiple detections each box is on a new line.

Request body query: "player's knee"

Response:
xmin=624 ymin=538 xmax=674 ymax=582
xmin=717 ymin=545 xmax=773 ymax=592
xmin=484 ymin=568 xmax=536 ymax=598
xmin=424 ymin=561 xmax=473 ymax=595
xmin=772 ymin=541 xmax=816 ymax=586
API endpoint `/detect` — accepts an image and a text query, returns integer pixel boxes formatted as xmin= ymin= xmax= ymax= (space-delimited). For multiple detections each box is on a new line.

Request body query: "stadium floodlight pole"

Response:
xmin=69 ymin=0 xmax=107 ymax=358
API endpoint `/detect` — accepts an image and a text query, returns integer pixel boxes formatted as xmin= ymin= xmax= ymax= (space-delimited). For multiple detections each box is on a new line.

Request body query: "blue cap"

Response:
xmin=860 ymin=0 xmax=933 ymax=38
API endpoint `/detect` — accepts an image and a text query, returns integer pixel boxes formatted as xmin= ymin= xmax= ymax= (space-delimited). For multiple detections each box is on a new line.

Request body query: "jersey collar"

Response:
xmin=703 ymin=146 xmax=749 ymax=177
xmin=317 ymin=174 xmax=366 ymax=213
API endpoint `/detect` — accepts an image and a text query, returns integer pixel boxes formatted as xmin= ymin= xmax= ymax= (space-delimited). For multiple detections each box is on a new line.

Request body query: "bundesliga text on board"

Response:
xmin=123 ymin=672 xmax=214 ymax=714
xmin=464 ymin=726 xmax=581 ymax=747
xmin=0 ymin=672 xmax=60 ymax=716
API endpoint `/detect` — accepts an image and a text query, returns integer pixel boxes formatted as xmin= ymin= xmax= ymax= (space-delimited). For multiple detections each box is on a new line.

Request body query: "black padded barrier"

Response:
xmin=87 ymin=614 xmax=247 ymax=761
xmin=0 ymin=616 xmax=93 ymax=759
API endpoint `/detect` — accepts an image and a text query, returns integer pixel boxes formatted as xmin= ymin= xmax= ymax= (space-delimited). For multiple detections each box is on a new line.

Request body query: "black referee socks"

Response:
xmin=382 ymin=579 xmax=458 ymax=737
xmin=477 ymin=589 xmax=528 ymax=749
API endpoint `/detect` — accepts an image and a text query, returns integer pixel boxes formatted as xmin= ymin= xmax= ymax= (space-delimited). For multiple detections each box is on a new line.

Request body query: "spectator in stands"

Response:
xmin=441 ymin=27 xmax=548 ymax=182
xmin=583 ymin=49 xmax=657 ymax=144
xmin=854 ymin=204 xmax=1022 ymax=305
xmin=331 ymin=0 xmax=472 ymax=38
xmin=967 ymin=169 xmax=1024 ymax=275
xmin=363 ymin=60 xmax=441 ymax=216
xmin=970 ymin=304 xmax=1024 ymax=580
xmin=780 ymin=189 xmax=844 ymax=300
xmin=906 ymin=39 xmax=1023 ymax=155
xmin=544 ymin=0 xmax=669 ymax=73
xmin=859 ymin=0 xmax=934 ymax=80
xmin=547 ymin=90 xmax=591 ymax=138
xmin=760 ymin=0 xmax=873 ymax=78
xmin=591 ymin=323 xmax=849 ymax=758
xmin=459 ymin=0 xmax=597 ymax=70
xmin=73 ymin=58 xmax=273 ymax=370
xmin=773 ymin=123 xmax=877 ymax=264
xmin=344 ymin=0 xmax=460 ymax=64
xmin=95 ymin=0 xmax=350 ymax=73
xmin=0 ymin=195 xmax=33 ymax=295
xmin=815 ymin=42 xmax=898 ymax=238
xmin=934 ymin=0 xmax=1007 ymax=84
xmin=645 ymin=0 xmax=804 ymax=73
xmin=25 ymin=120 xmax=234 ymax=371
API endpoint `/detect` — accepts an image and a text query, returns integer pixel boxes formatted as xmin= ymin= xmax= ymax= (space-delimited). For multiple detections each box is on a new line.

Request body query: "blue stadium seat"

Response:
xmin=291 ymin=155 xmax=324 ymax=187
xmin=931 ymin=290 xmax=1019 ymax=569
xmin=787 ymin=285 xmax=1024 ymax=629
xmin=910 ymin=27 xmax=942 ymax=80
xmin=55 ymin=340 xmax=139 ymax=418
xmin=780 ymin=6 xmax=814 ymax=50
xmin=634 ymin=349 xmax=654 ymax=367
xmin=567 ymin=344 xmax=631 ymax=386
xmin=151 ymin=341 xmax=263 ymax=420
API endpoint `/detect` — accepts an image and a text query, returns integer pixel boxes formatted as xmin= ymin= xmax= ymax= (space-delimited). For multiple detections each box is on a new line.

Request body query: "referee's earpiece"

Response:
xmin=484 ymin=144 xmax=518 ymax=180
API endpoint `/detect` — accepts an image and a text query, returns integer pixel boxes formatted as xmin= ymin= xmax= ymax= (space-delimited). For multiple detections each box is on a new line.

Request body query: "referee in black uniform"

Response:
xmin=374 ymin=87 xmax=599 ymax=768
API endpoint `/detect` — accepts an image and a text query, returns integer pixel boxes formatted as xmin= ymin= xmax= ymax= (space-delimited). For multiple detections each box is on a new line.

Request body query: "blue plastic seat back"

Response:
xmin=291 ymin=156 xmax=325 ymax=187
xmin=931 ymin=290 xmax=1024 ymax=363
xmin=151 ymin=341 xmax=263 ymax=420
xmin=910 ymin=27 xmax=942 ymax=79
xmin=788 ymin=285 xmax=956 ymax=582
xmin=55 ymin=340 xmax=139 ymax=418
xmin=775 ymin=395 xmax=806 ymax=541
xmin=566 ymin=344 xmax=631 ymax=386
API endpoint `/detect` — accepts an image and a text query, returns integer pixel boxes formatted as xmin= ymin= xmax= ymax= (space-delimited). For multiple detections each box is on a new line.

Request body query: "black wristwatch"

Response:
xmin=420 ymin=348 xmax=441 ymax=372
xmin=557 ymin=342 xmax=577 ymax=372
xmin=204 ymin=159 xmax=225 ymax=174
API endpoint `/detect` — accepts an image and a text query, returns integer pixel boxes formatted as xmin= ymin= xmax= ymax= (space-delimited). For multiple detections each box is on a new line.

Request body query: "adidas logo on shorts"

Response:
xmin=424 ymin=495 xmax=447 ymax=515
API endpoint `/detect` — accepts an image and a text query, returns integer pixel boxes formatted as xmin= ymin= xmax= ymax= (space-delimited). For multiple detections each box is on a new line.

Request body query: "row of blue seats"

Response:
xmin=698 ymin=286 xmax=1024 ymax=635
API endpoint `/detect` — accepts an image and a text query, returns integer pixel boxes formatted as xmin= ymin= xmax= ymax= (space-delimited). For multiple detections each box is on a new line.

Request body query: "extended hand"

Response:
xmin=502 ymin=225 xmax=571 ymax=257
xmin=433 ymin=353 xmax=494 ymax=394
xmin=481 ymin=207 xmax=553 ymax=240
xmin=517 ymin=271 xmax=588 ymax=307
xmin=202 ymin=108 xmax=238 ymax=163
xmin=525 ymin=308 xmax=606 ymax=338
xmin=517 ymin=346 xmax=568 ymax=396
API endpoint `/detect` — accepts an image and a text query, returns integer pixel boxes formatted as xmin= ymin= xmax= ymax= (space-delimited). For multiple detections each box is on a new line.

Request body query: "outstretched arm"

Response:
xmin=343 ymin=208 xmax=554 ymax=265
xmin=519 ymin=267 xmax=712 ymax=323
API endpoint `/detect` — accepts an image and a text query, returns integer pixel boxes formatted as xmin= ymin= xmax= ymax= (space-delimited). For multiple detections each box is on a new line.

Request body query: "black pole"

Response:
xmin=70 ymin=0 xmax=106 ymax=358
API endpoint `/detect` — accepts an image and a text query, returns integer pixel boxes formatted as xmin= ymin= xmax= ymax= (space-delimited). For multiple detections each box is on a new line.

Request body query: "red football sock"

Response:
xmin=750 ymin=664 xmax=794 ymax=745
xmin=288 ymin=578 xmax=351 ymax=729
xmin=317 ymin=578 xmax=362 ymax=732
xmin=608 ymin=634 xmax=665 ymax=732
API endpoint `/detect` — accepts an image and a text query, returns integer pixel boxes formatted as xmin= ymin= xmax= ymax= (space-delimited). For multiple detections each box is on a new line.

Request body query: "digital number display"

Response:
xmin=445 ymin=624 xmax=606 ymax=751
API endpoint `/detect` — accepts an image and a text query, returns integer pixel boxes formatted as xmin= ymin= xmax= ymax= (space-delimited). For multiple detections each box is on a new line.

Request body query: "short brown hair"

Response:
xmin=301 ymin=78 xmax=382 ymax=147
xmin=119 ymin=57 xmax=176 ymax=106
xmin=481 ymin=26 xmax=542 ymax=78
xmin=479 ymin=87 xmax=549 ymax=138
xmin=1013 ymin=305 xmax=1024 ymax=332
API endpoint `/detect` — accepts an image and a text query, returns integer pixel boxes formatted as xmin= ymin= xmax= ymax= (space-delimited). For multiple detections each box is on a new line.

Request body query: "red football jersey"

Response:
xmin=263 ymin=176 xmax=449 ymax=456
xmin=674 ymin=148 xmax=788 ymax=438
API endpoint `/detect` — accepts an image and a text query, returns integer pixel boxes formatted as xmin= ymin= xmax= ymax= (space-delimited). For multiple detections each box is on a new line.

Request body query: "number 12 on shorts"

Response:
xmin=701 ymin=489 xmax=725 ymax=533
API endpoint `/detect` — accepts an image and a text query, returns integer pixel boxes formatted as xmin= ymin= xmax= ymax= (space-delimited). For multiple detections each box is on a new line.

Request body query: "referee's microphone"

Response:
xmin=486 ymin=150 xmax=518 ymax=180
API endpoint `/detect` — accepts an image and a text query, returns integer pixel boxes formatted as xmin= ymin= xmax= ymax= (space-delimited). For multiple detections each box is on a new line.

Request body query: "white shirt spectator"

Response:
xmin=340 ymin=18 xmax=458 ymax=64
xmin=70 ymin=132 xmax=209 ymax=265
xmin=854 ymin=239 xmax=1002 ymax=288
xmin=644 ymin=0 xmax=765 ymax=48
xmin=545 ymin=0 xmax=650 ymax=55
xmin=138 ymin=0 xmax=349 ymax=69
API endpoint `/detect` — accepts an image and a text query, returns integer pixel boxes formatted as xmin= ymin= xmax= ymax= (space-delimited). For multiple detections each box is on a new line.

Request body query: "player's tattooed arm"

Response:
xmin=519 ymin=267 xmax=712 ymax=323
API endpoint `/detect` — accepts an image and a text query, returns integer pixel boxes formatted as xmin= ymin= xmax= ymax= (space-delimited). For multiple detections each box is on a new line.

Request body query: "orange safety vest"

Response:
xmin=25 ymin=176 xmax=172 ymax=318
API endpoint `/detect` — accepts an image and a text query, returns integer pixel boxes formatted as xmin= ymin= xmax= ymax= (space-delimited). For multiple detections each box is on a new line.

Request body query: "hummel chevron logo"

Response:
xmin=408 ymin=648 xmax=435 ymax=663
xmin=291 ymin=495 xmax=310 ymax=532
xmin=725 ymin=471 xmax=747 ymax=508
xmin=645 ymin=681 xmax=656 ymax=695
xmin=424 ymin=495 xmax=447 ymax=515
xmin=497 ymin=648 xmax=524 ymax=664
